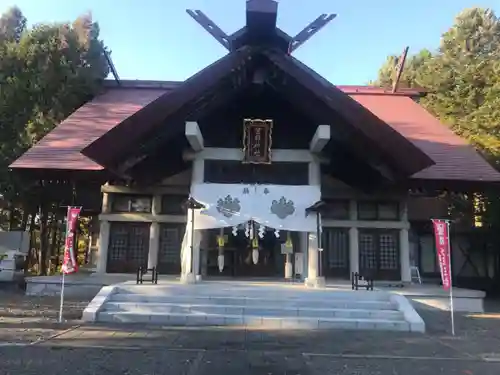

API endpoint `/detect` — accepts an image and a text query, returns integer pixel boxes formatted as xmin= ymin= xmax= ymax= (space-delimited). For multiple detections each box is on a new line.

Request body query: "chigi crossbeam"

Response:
xmin=187 ymin=0 xmax=336 ymax=54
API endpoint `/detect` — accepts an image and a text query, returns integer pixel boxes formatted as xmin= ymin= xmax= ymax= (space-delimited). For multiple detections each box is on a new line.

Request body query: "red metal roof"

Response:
xmin=9 ymin=88 xmax=169 ymax=170
xmin=264 ymin=50 xmax=433 ymax=176
xmin=10 ymin=83 xmax=500 ymax=183
xmin=352 ymin=94 xmax=500 ymax=182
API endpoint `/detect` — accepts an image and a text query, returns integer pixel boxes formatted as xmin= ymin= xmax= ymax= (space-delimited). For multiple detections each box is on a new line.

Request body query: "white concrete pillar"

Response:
xmin=180 ymin=210 xmax=202 ymax=283
xmin=180 ymin=217 xmax=193 ymax=282
xmin=399 ymin=200 xmax=411 ymax=282
xmin=102 ymin=192 xmax=111 ymax=213
xmin=349 ymin=227 xmax=359 ymax=277
xmin=299 ymin=232 xmax=309 ymax=279
xmin=307 ymin=233 xmax=318 ymax=279
xmin=348 ymin=199 xmax=359 ymax=278
xmin=88 ymin=216 xmax=100 ymax=268
xmin=147 ymin=194 xmax=162 ymax=269
xmin=96 ymin=190 xmax=112 ymax=273
xmin=148 ymin=222 xmax=160 ymax=269
xmin=400 ymin=228 xmax=411 ymax=282
xmin=200 ymin=230 xmax=208 ymax=277
xmin=305 ymin=232 xmax=325 ymax=287
xmin=284 ymin=253 xmax=293 ymax=279
xmin=193 ymin=230 xmax=201 ymax=280
xmin=96 ymin=220 xmax=110 ymax=273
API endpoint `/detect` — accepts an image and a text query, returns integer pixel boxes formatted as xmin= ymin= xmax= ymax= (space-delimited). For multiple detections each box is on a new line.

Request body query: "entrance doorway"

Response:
xmin=205 ymin=228 xmax=287 ymax=278
xmin=358 ymin=229 xmax=400 ymax=280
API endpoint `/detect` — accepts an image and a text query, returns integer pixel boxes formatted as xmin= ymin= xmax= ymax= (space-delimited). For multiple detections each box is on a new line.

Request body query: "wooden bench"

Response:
xmin=136 ymin=266 xmax=159 ymax=285
xmin=351 ymin=272 xmax=374 ymax=291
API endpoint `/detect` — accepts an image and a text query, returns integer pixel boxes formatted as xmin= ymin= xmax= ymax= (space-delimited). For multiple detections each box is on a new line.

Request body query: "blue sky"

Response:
xmin=1 ymin=0 xmax=498 ymax=84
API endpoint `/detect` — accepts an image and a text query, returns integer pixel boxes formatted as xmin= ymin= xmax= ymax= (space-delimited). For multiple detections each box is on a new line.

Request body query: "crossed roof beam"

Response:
xmin=186 ymin=0 xmax=336 ymax=54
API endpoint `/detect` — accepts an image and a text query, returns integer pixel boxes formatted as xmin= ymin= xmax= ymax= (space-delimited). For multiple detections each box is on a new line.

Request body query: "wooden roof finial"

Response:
xmin=392 ymin=46 xmax=409 ymax=93
xmin=186 ymin=9 xmax=230 ymax=51
xmin=288 ymin=13 xmax=337 ymax=54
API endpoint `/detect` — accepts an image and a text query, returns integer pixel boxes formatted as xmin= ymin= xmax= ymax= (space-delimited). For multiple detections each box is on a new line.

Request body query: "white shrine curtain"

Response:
xmin=190 ymin=183 xmax=321 ymax=232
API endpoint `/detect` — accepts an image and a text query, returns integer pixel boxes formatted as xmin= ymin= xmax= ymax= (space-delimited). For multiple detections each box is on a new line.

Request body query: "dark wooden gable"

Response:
xmin=91 ymin=48 xmax=431 ymax=188
xmin=261 ymin=50 xmax=434 ymax=177
xmin=81 ymin=46 xmax=255 ymax=169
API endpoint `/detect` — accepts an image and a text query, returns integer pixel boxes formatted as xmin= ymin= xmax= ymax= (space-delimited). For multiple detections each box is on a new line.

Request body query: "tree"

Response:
xmin=0 ymin=7 xmax=109 ymax=274
xmin=417 ymin=9 xmax=500 ymax=152
xmin=374 ymin=7 xmax=500 ymax=285
xmin=0 ymin=9 xmax=109 ymax=199
xmin=0 ymin=6 xmax=26 ymax=42
xmin=374 ymin=8 xmax=500 ymax=154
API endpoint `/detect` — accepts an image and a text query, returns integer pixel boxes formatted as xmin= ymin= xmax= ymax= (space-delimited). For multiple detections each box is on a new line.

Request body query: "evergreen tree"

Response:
xmin=0 ymin=9 xmax=109 ymax=202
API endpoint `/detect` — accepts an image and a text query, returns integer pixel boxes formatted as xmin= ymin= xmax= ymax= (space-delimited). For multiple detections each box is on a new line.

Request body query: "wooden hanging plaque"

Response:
xmin=242 ymin=118 xmax=273 ymax=164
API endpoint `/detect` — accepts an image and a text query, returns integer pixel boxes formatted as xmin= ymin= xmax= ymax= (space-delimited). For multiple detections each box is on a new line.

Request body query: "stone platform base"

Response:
xmin=26 ymin=274 xmax=486 ymax=314
xmin=83 ymin=280 xmax=426 ymax=333
xmin=25 ymin=274 xmax=135 ymax=299
xmin=396 ymin=286 xmax=485 ymax=313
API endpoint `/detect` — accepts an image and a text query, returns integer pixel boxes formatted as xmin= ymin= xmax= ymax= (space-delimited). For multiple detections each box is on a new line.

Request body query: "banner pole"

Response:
xmin=447 ymin=220 xmax=455 ymax=336
xmin=59 ymin=206 xmax=71 ymax=323
xmin=58 ymin=272 xmax=65 ymax=323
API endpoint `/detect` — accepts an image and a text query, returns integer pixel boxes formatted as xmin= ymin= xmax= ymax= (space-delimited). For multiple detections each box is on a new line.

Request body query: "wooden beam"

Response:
xmin=101 ymin=184 xmax=189 ymax=195
xmin=186 ymin=9 xmax=230 ymax=50
xmin=392 ymin=46 xmax=409 ymax=93
xmin=185 ymin=121 xmax=204 ymax=152
xmin=288 ymin=14 xmax=336 ymax=54
xmin=104 ymin=50 xmax=120 ymax=84
xmin=310 ymin=125 xmax=331 ymax=153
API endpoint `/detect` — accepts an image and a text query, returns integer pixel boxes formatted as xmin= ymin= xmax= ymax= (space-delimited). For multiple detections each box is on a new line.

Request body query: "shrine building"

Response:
xmin=10 ymin=1 xmax=500 ymax=286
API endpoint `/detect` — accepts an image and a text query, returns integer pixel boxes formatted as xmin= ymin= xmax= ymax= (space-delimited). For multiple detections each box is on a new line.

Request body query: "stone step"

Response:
xmin=116 ymin=286 xmax=391 ymax=301
xmin=96 ymin=311 xmax=413 ymax=331
xmin=101 ymin=301 xmax=405 ymax=320
xmin=109 ymin=294 xmax=396 ymax=311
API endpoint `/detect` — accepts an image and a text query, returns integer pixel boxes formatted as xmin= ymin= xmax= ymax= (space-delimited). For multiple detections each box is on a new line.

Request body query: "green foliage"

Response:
xmin=0 ymin=8 xmax=109 ymax=274
xmin=0 ymin=8 xmax=109 ymax=204
xmin=374 ymin=8 xmax=500 ymax=255
xmin=375 ymin=8 xmax=500 ymax=156
xmin=0 ymin=6 xmax=26 ymax=43
xmin=373 ymin=49 xmax=432 ymax=89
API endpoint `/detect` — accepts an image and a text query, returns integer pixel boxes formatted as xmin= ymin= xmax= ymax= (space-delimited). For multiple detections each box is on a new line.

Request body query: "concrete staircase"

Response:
xmin=84 ymin=281 xmax=425 ymax=332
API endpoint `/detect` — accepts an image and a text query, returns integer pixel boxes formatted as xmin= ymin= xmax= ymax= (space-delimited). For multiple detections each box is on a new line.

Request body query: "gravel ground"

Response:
xmin=0 ymin=286 xmax=90 ymax=345
xmin=2 ymin=288 xmax=500 ymax=374
xmin=2 ymin=346 xmax=499 ymax=375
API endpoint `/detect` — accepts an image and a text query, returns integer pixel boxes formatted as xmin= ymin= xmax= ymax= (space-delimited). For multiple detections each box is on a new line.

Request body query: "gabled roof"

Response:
xmin=9 ymin=59 xmax=500 ymax=185
xmin=353 ymin=94 xmax=500 ymax=182
xmin=82 ymin=47 xmax=255 ymax=168
xmin=75 ymin=48 xmax=433 ymax=178
xmin=10 ymin=88 xmax=169 ymax=170
xmin=261 ymin=50 xmax=433 ymax=176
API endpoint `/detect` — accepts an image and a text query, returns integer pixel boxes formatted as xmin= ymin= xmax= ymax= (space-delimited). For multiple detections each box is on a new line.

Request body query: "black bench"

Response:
xmin=136 ymin=266 xmax=159 ymax=285
xmin=351 ymin=272 xmax=374 ymax=291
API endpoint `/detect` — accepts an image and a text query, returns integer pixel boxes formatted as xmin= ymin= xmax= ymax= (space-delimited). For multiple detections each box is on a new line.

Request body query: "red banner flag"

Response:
xmin=61 ymin=207 xmax=81 ymax=275
xmin=431 ymin=219 xmax=452 ymax=290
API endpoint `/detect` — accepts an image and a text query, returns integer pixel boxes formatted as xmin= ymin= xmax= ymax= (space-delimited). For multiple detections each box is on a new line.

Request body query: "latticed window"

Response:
xmin=379 ymin=233 xmax=399 ymax=270
xmin=358 ymin=201 xmax=399 ymax=221
xmin=358 ymin=229 xmax=400 ymax=280
xmin=107 ymin=222 xmax=150 ymax=273
xmin=161 ymin=195 xmax=187 ymax=215
xmin=359 ymin=232 xmax=377 ymax=270
xmin=112 ymin=195 xmax=152 ymax=213
xmin=322 ymin=228 xmax=350 ymax=278
xmin=157 ymin=223 xmax=185 ymax=274
xmin=322 ymin=200 xmax=350 ymax=220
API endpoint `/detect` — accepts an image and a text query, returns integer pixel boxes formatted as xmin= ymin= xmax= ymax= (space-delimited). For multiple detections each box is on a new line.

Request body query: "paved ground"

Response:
xmin=2 ymin=287 xmax=500 ymax=374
